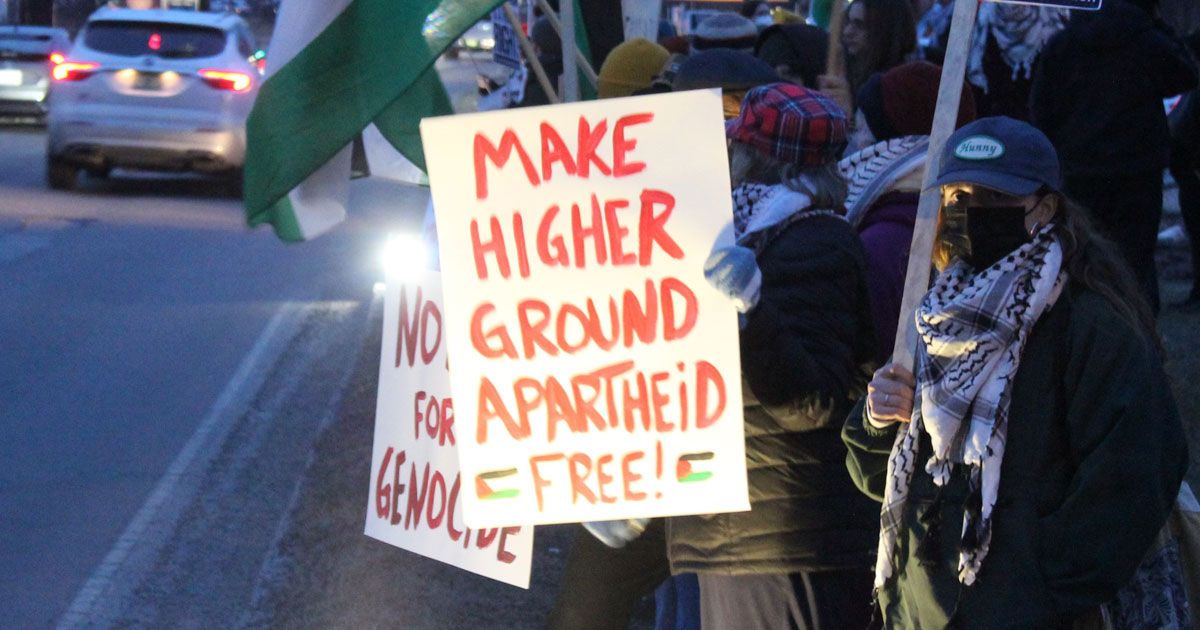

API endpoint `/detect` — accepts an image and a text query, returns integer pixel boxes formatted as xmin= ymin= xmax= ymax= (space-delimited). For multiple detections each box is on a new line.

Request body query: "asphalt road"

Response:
xmin=0 ymin=124 xmax=426 ymax=628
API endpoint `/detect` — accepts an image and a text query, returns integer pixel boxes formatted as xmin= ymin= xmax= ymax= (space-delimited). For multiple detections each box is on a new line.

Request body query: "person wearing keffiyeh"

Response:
xmin=842 ymin=117 xmax=1188 ymax=628
xmin=838 ymin=60 xmax=977 ymax=365
xmin=669 ymin=83 xmax=880 ymax=630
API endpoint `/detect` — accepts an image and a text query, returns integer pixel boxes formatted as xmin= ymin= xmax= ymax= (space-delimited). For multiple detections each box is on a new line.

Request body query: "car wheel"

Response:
xmin=47 ymin=157 xmax=78 ymax=191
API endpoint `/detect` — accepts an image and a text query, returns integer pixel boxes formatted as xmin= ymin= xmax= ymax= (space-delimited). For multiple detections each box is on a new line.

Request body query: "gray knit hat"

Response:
xmin=692 ymin=13 xmax=758 ymax=52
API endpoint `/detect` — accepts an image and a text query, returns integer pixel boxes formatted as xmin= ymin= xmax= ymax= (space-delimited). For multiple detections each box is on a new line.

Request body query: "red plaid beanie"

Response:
xmin=726 ymin=83 xmax=849 ymax=166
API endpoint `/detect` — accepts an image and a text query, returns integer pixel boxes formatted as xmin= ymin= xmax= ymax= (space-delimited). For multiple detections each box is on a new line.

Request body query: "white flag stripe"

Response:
xmin=266 ymin=0 xmax=354 ymax=78
xmin=267 ymin=0 xmax=357 ymax=240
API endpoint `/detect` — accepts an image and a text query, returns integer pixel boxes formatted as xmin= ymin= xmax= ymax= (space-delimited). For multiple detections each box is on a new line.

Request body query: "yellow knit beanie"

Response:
xmin=597 ymin=38 xmax=671 ymax=99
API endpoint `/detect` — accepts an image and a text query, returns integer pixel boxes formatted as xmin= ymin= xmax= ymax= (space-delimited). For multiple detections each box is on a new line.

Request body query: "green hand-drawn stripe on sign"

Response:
xmin=481 ymin=489 xmax=521 ymax=500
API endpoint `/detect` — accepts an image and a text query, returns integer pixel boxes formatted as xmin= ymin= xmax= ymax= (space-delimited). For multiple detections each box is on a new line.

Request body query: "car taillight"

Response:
xmin=198 ymin=69 xmax=252 ymax=92
xmin=52 ymin=59 xmax=99 ymax=81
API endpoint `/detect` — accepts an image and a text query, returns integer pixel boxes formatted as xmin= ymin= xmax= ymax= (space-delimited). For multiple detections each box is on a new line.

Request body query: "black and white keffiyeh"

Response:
xmin=838 ymin=136 xmax=929 ymax=228
xmin=732 ymin=181 xmax=840 ymax=255
xmin=875 ymin=225 xmax=1066 ymax=589
xmin=967 ymin=3 xmax=1068 ymax=94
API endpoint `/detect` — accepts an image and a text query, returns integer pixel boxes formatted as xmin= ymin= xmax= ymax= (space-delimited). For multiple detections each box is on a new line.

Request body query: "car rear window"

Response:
xmin=0 ymin=32 xmax=61 ymax=60
xmin=84 ymin=21 xmax=226 ymax=58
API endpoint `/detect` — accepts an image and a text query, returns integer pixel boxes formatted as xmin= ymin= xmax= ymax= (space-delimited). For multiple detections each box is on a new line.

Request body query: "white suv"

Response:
xmin=45 ymin=8 xmax=261 ymax=190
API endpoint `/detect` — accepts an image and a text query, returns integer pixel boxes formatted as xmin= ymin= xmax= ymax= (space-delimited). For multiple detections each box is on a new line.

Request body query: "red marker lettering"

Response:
xmin=474 ymin=129 xmax=540 ymax=200
xmin=613 ymin=113 xmax=653 ymax=177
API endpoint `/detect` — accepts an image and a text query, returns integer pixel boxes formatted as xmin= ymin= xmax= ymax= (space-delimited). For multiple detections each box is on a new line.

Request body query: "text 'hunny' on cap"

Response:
xmin=933 ymin=116 xmax=1062 ymax=196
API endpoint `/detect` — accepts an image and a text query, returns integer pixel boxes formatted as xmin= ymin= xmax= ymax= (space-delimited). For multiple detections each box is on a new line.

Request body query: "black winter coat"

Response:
xmin=668 ymin=212 xmax=880 ymax=575
xmin=1029 ymin=0 xmax=1198 ymax=178
xmin=843 ymin=284 xmax=1187 ymax=629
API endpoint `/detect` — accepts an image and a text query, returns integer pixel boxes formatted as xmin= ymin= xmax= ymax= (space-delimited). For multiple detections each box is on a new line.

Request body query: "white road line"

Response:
xmin=56 ymin=302 xmax=304 ymax=630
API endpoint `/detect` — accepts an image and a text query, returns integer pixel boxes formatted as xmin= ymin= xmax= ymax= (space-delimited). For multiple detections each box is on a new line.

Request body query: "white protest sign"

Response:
xmin=622 ymin=0 xmax=663 ymax=42
xmin=491 ymin=2 xmax=522 ymax=69
xmin=420 ymin=89 xmax=749 ymax=528
xmin=365 ymin=270 xmax=533 ymax=588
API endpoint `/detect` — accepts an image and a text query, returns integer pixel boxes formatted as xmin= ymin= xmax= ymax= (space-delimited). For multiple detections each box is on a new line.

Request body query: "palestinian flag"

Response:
xmin=475 ymin=468 xmax=521 ymax=500
xmin=244 ymin=0 xmax=598 ymax=242
xmin=676 ymin=452 xmax=714 ymax=483
xmin=243 ymin=0 xmax=504 ymax=241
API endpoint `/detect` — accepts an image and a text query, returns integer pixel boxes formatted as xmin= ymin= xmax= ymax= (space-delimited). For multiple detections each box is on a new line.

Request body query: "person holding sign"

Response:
xmin=668 ymin=83 xmax=880 ymax=630
xmin=843 ymin=116 xmax=1188 ymax=628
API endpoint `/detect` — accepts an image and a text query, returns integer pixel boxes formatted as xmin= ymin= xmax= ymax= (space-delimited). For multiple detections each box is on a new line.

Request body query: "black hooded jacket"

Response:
xmin=1029 ymin=0 xmax=1198 ymax=177
xmin=668 ymin=189 xmax=880 ymax=575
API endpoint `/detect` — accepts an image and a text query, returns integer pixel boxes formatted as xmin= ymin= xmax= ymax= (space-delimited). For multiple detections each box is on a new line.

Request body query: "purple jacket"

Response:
xmin=856 ymin=190 xmax=918 ymax=364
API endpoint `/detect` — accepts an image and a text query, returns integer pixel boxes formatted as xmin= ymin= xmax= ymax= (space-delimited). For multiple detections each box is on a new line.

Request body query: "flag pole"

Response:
xmin=890 ymin=0 xmax=979 ymax=368
xmin=826 ymin=0 xmax=846 ymax=78
xmin=502 ymin=2 xmax=560 ymax=104
xmin=560 ymin=0 xmax=580 ymax=102
xmin=533 ymin=0 xmax=599 ymax=88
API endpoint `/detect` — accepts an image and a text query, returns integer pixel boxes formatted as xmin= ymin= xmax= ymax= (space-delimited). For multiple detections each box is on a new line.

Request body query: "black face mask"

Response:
xmin=964 ymin=205 xmax=1029 ymax=270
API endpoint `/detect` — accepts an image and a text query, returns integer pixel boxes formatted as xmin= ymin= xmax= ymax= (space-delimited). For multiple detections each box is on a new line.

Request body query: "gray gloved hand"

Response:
xmin=704 ymin=245 xmax=762 ymax=314
xmin=582 ymin=518 xmax=650 ymax=549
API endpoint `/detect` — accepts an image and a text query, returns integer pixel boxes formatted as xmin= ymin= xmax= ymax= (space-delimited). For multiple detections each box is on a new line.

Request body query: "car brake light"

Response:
xmin=50 ymin=52 xmax=64 ymax=65
xmin=198 ymin=69 xmax=252 ymax=92
xmin=52 ymin=59 xmax=99 ymax=81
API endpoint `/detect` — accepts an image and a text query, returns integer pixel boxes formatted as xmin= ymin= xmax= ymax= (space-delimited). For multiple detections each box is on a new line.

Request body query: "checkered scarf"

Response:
xmin=874 ymin=226 xmax=1066 ymax=589
xmin=838 ymin=135 xmax=929 ymax=228
xmin=732 ymin=182 xmax=840 ymax=255
xmin=968 ymin=3 xmax=1068 ymax=94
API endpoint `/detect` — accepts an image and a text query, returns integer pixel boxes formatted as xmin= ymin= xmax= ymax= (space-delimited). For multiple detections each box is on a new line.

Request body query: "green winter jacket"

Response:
xmin=843 ymin=284 xmax=1187 ymax=629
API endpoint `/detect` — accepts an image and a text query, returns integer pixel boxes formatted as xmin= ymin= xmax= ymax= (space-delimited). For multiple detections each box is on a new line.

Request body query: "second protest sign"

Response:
xmin=421 ymin=89 xmax=750 ymax=528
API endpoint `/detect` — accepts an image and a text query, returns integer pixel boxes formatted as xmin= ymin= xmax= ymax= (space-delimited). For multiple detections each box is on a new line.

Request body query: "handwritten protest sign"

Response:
xmin=366 ymin=271 xmax=533 ymax=588
xmin=421 ymin=89 xmax=749 ymax=528
xmin=490 ymin=2 xmax=521 ymax=69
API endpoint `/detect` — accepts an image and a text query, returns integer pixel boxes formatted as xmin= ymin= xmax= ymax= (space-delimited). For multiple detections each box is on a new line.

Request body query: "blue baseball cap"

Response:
xmin=932 ymin=116 xmax=1062 ymax=196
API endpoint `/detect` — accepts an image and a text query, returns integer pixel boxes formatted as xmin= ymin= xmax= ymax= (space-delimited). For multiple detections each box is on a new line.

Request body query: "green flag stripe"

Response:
xmin=244 ymin=0 xmax=503 ymax=227
xmin=373 ymin=64 xmax=454 ymax=173
xmin=246 ymin=194 xmax=305 ymax=242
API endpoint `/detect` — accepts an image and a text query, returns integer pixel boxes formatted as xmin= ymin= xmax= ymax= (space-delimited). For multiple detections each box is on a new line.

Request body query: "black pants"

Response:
xmin=696 ymin=570 xmax=878 ymax=630
xmin=1065 ymin=171 xmax=1164 ymax=313
xmin=547 ymin=519 xmax=671 ymax=630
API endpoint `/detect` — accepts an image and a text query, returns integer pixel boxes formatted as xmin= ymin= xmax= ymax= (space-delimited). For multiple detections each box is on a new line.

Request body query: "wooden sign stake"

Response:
xmin=890 ymin=0 xmax=980 ymax=367
xmin=503 ymin=2 xmax=560 ymax=104
xmin=533 ymin=0 xmax=600 ymax=89
xmin=826 ymin=0 xmax=847 ymax=79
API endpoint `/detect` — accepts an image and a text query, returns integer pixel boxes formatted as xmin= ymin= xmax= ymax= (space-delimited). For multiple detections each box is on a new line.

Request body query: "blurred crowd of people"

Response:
xmin=476 ymin=1 xmax=1199 ymax=628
